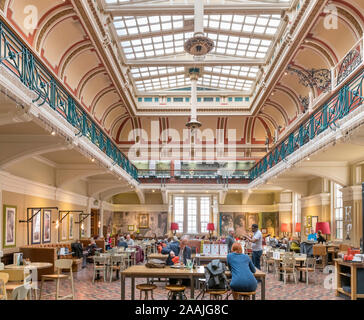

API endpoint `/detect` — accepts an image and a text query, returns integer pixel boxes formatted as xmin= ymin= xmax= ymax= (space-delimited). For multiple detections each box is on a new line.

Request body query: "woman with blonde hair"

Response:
xmin=227 ymin=242 xmax=257 ymax=299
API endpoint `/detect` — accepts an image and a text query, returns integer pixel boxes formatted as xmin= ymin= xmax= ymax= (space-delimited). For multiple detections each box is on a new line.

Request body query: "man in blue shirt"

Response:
xmin=307 ymin=228 xmax=318 ymax=241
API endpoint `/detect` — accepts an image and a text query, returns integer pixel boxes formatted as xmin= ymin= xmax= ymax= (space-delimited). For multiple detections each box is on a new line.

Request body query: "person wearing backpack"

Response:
xmin=227 ymin=242 xmax=257 ymax=299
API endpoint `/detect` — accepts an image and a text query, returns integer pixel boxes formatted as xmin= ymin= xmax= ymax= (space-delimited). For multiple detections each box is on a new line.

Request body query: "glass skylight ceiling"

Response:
xmin=105 ymin=1 xmax=291 ymax=95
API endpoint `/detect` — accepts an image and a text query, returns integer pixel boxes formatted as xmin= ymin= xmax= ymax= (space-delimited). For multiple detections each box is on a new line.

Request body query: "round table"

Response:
xmin=5 ymin=262 xmax=53 ymax=270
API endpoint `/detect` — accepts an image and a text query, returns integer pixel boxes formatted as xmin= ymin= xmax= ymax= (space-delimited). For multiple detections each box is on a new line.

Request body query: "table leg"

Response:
xmin=121 ymin=275 xmax=126 ymax=300
xmin=190 ymin=276 xmax=194 ymax=300
xmin=261 ymin=277 xmax=265 ymax=300
xmin=300 ymin=261 xmax=303 ymax=282
xmin=131 ymin=277 xmax=135 ymax=300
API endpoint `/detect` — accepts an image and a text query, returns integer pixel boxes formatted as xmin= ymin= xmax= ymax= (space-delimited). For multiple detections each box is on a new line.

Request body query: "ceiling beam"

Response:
xmin=125 ymin=58 xmax=265 ymax=67
xmin=105 ymin=4 xmax=289 ymax=16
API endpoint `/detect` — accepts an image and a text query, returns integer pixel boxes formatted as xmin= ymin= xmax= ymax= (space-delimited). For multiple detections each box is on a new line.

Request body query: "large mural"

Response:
xmin=220 ymin=212 xmax=279 ymax=237
xmin=112 ymin=212 xmax=168 ymax=237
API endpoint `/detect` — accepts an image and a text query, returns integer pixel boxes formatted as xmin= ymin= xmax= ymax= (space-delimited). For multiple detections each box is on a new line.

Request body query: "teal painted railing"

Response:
xmin=249 ymin=68 xmax=364 ymax=180
xmin=0 ymin=20 xmax=139 ymax=181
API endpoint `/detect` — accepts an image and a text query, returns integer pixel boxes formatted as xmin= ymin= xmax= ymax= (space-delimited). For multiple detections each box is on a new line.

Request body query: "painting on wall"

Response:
xmin=219 ymin=213 xmax=234 ymax=236
xmin=3 ymin=205 xmax=16 ymax=248
xmin=68 ymin=213 xmax=74 ymax=240
xmin=246 ymin=213 xmax=259 ymax=229
xmin=42 ymin=210 xmax=51 ymax=243
xmin=233 ymin=213 xmax=247 ymax=237
xmin=260 ymin=212 xmax=278 ymax=237
xmin=31 ymin=209 xmax=41 ymax=245
xmin=138 ymin=214 xmax=149 ymax=229
xmin=143 ymin=212 xmax=168 ymax=237
xmin=61 ymin=212 xmax=68 ymax=241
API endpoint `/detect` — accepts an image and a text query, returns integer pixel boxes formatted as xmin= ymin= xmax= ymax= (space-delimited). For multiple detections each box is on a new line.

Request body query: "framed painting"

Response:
xmin=311 ymin=216 xmax=318 ymax=233
xmin=261 ymin=212 xmax=278 ymax=237
xmin=42 ymin=210 xmax=51 ymax=243
xmin=219 ymin=213 xmax=234 ymax=236
xmin=3 ymin=205 xmax=17 ymax=248
xmin=31 ymin=209 xmax=41 ymax=245
xmin=138 ymin=214 xmax=149 ymax=229
xmin=128 ymin=225 xmax=135 ymax=232
xmin=60 ymin=212 xmax=68 ymax=241
xmin=68 ymin=213 xmax=74 ymax=240
xmin=79 ymin=222 xmax=86 ymax=239
xmin=246 ymin=213 xmax=259 ymax=229
xmin=233 ymin=213 xmax=246 ymax=237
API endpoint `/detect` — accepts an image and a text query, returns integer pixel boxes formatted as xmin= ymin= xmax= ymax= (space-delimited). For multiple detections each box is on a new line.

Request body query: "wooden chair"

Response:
xmin=280 ymin=256 xmax=297 ymax=284
xmin=1 ymin=269 xmax=33 ymax=300
xmin=232 ymin=291 xmax=256 ymax=300
xmin=297 ymin=257 xmax=316 ymax=285
xmin=265 ymin=251 xmax=275 ymax=273
xmin=92 ymin=256 xmax=109 ymax=283
xmin=0 ymin=273 xmax=9 ymax=300
xmin=39 ymin=259 xmax=75 ymax=300
xmin=136 ymin=283 xmax=157 ymax=300
xmin=313 ymin=244 xmax=327 ymax=269
xmin=207 ymin=290 xmax=228 ymax=300
xmin=109 ymin=254 xmax=126 ymax=282
xmin=11 ymin=285 xmax=31 ymax=300
xmin=166 ymin=285 xmax=187 ymax=300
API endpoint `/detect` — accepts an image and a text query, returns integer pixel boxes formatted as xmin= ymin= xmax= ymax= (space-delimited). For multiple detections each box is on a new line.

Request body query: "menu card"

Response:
xmin=273 ymin=251 xmax=281 ymax=260
xmin=219 ymin=244 xmax=228 ymax=256
xmin=211 ymin=244 xmax=220 ymax=255
xmin=203 ymin=243 xmax=211 ymax=255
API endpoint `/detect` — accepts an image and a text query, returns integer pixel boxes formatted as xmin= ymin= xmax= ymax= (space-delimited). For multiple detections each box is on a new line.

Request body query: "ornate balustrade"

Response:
xmin=250 ymin=68 xmax=364 ymax=180
xmin=0 ymin=20 xmax=138 ymax=182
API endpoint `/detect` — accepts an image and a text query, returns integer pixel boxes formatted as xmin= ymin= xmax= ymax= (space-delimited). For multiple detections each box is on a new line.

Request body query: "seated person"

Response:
xmin=118 ymin=237 xmax=128 ymax=249
xmin=105 ymin=233 xmax=112 ymax=251
xmin=317 ymin=230 xmax=326 ymax=244
xmin=86 ymin=238 xmax=98 ymax=256
xmin=290 ymin=239 xmax=301 ymax=253
xmin=227 ymin=242 xmax=257 ymax=299
xmin=167 ymin=251 xmax=180 ymax=265
xmin=162 ymin=236 xmax=180 ymax=265
xmin=125 ymin=234 xmax=134 ymax=246
xmin=269 ymin=236 xmax=279 ymax=247
xmin=307 ymin=229 xmax=318 ymax=242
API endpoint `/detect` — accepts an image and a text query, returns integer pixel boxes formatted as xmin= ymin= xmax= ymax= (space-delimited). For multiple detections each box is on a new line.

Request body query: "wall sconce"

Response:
xmin=98 ymin=221 xmax=101 ymax=229
xmin=81 ymin=223 xmax=84 ymax=231
xmin=54 ymin=219 xmax=59 ymax=229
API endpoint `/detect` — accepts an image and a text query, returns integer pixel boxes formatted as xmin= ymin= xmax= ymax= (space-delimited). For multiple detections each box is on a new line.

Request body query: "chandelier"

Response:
xmin=185 ymin=0 xmax=215 ymax=131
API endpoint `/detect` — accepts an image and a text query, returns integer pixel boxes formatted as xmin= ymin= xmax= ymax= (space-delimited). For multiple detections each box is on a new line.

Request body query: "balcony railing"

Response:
xmin=250 ymin=67 xmax=364 ymax=180
xmin=0 ymin=20 xmax=138 ymax=182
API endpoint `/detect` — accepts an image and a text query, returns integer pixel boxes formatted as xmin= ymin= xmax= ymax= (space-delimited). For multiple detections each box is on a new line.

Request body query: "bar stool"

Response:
xmin=39 ymin=259 xmax=75 ymax=300
xmin=136 ymin=284 xmax=157 ymax=300
xmin=166 ymin=285 xmax=187 ymax=300
xmin=232 ymin=291 xmax=256 ymax=300
xmin=207 ymin=290 xmax=228 ymax=300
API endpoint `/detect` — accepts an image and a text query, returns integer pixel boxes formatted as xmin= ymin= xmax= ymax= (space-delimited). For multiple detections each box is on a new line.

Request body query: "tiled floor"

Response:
xmin=37 ymin=262 xmax=345 ymax=300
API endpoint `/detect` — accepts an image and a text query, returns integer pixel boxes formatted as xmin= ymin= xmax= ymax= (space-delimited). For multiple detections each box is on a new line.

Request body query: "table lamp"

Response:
xmin=281 ymin=223 xmax=291 ymax=237
xmin=207 ymin=223 xmax=215 ymax=240
xmin=171 ymin=222 xmax=179 ymax=236
xmin=316 ymin=222 xmax=331 ymax=240
xmin=295 ymin=223 xmax=301 ymax=237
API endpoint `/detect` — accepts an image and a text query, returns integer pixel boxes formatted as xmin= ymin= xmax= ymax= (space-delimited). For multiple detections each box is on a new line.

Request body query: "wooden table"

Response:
xmin=5 ymin=262 xmax=53 ymax=270
xmin=273 ymin=256 xmax=307 ymax=282
xmin=121 ymin=265 xmax=266 ymax=300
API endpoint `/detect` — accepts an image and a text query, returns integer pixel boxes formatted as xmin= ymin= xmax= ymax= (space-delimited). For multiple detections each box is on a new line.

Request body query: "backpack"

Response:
xmin=146 ymin=259 xmax=166 ymax=268
xmin=205 ymin=259 xmax=228 ymax=290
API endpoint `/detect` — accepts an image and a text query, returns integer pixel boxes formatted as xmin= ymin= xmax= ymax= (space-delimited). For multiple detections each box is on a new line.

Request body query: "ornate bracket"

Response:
xmin=288 ymin=64 xmax=331 ymax=92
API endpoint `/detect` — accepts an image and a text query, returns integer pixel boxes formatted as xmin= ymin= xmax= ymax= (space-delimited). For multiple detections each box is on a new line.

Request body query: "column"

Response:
xmin=99 ymin=202 xmax=104 ymax=238
xmin=86 ymin=198 xmax=92 ymax=238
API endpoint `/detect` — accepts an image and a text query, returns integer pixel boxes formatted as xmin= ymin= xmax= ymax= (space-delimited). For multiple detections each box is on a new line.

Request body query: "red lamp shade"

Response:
xmin=281 ymin=223 xmax=291 ymax=233
xmin=207 ymin=223 xmax=215 ymax=231
xmin=316 ymin=222 xmax=331 ymax=235
xmin=295 ymin=223 xmax=301 ymax=233
xmin=170 ymin=223 xmax=179 ymax=231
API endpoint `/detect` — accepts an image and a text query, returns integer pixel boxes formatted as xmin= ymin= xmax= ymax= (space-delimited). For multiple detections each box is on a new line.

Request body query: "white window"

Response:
xmin=200 ymin=197 xmax=211 ymax=233
xmin=334 ymin=183 xmax=343 ymax=240
xmin=187 ymin=197 xmax=197 ymax=234
xmin=174 ymin=196 xmax=184 ymax=232
xmin=173 ymin=195 xmax=211 ymax=234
